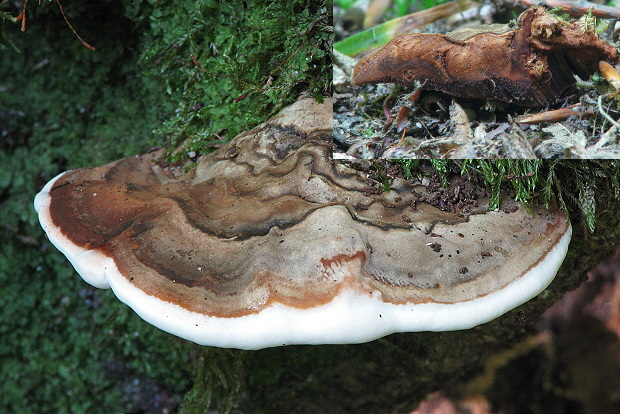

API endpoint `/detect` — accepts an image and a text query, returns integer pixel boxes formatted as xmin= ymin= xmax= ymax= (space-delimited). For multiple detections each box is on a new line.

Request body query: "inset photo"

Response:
xmin=334 ymin=0 xmax=620 ymax=159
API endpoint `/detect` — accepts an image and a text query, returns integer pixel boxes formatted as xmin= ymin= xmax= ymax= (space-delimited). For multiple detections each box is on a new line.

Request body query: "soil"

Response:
xmin=342 ymin=159 xmax=494 ymax=214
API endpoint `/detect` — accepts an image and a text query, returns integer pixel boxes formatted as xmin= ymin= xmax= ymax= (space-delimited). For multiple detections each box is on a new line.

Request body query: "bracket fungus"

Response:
xmin=35 ymin=98 xmax=571 ymax=349
xmin=352 ymin=7 xmax=619 ymax=106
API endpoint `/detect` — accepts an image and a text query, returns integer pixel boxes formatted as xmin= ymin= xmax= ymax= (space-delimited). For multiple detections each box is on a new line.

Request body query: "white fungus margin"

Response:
xmin=35 ymin=170 xmax=571 ymax=350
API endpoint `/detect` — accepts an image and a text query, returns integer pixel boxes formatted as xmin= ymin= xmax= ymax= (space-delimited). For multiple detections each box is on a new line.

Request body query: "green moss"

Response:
xmin=1 ymin=0 xmax=331 ymax=412
xmin=129 ymin=0 xmax=332 ymax=165
xmin=180 ymin=349 xmax=245 ymax=414
xmin=4 ymin=1 xmax=619 ymax=413
xmin=393 ymin=160 xmax=619 ymax=233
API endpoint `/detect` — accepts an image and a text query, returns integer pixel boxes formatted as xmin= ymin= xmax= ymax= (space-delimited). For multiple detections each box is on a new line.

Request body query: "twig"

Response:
xmin=589 ymin=124 xmax=617 ymax=152
xmin=334 ymin=0 xmax=477 ymax=56
xmin=598 ymin=95 xmax=620 ymax=130
xmin=501 ymin=0 xmax=620 ymax=19
xmin=396 ymin=0 xmax=479 ymax=36
xmin=14 ymin=0 xmax=29 ymax=31
xmin=599 ymin=61 xmax=620 ymax=90
xmin=54 ymin=0 xmax=95 ymax=51
xmin=15 ymin=0 xmax=95 ymax=50
xmin=263 ymin=39 xmax=307 ymax=84
xmin=590 ymin=98 xmax=619 ymax=151
xmin=516 ymin=104 xmax=594 ymax=124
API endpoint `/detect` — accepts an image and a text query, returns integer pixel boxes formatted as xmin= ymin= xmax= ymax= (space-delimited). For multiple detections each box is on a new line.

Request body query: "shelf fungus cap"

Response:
xmin=352 ymin=7 xmax=618 ymax=106
xmin=35 ymin=98 xmax=571 ymax=349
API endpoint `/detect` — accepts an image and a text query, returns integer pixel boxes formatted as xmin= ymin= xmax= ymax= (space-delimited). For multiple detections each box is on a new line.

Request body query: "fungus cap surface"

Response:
xmin=351 ymin=7 xmax=618 ymax=106
xmin=35 ymin=98 xmax=571 ymax=349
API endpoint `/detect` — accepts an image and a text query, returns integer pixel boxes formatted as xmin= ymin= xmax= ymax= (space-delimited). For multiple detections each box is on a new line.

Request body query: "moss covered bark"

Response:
xmin=1 ymin=0 xmax=329 ymax=412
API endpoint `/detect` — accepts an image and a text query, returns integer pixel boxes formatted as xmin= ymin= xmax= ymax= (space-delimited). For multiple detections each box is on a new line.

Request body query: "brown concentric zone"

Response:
xmin=47 ymin=98 xmax=569 ymax=318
